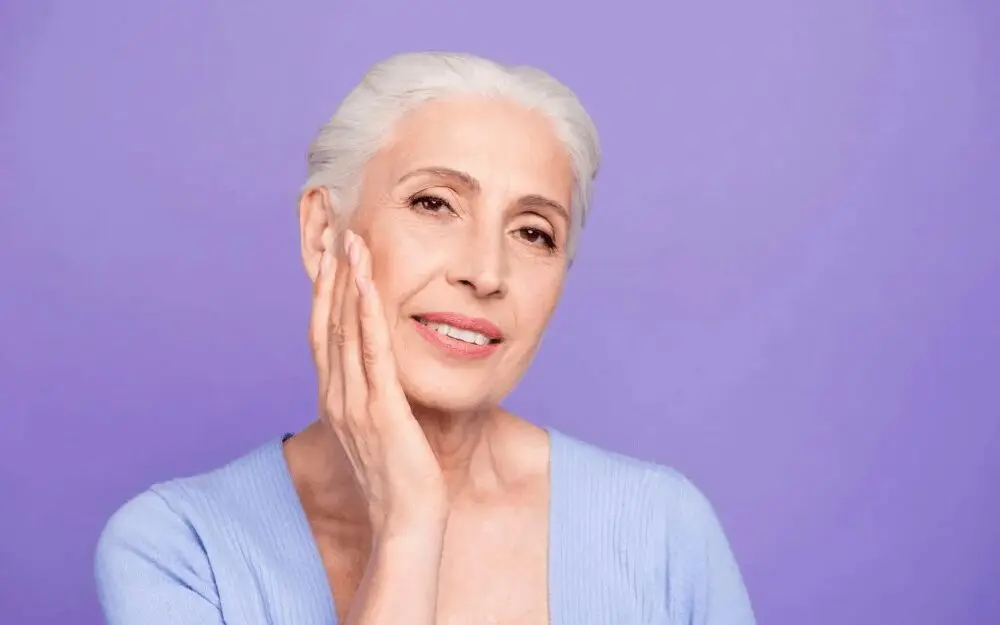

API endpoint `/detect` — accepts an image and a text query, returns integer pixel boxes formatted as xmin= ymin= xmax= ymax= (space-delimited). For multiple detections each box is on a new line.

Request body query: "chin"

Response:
xmin=396 ymin=359 xmax=507 ymax=415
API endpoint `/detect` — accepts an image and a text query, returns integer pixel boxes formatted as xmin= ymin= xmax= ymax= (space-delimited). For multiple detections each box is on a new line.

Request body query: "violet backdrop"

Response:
xmin=1 ymin=1 xmax=998 ymax=624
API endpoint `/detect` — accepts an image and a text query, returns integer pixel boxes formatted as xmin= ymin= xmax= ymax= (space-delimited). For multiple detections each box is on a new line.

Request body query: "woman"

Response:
xmin=95 ymin=51 xmax=756 ymax=625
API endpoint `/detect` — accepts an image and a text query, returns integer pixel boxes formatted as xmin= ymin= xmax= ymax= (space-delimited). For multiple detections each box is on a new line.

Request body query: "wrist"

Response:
xmin=378 ymin=509 xmax=448 ymax=543
xmin=371 ymin=525 xmax=446 ymax=572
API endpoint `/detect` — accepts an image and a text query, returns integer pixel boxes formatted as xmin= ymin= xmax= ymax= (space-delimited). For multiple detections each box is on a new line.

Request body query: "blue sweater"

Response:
xmin=94 ymin=428 xmax=756 ymax=624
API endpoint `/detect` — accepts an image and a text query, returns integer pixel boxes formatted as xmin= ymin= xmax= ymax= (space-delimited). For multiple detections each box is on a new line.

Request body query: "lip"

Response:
xmin=413 ymin=312 xmax=504 ymax=340
xmin=411 ymin=312 xmax=503 ymax=360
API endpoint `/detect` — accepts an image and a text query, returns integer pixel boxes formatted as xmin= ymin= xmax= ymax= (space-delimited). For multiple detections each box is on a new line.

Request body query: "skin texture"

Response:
xmin=285 ymin=95 xmax=575 ymax=625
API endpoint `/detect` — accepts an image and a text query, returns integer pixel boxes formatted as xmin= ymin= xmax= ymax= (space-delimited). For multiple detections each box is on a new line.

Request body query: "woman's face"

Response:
xmin=334 ymin=96 xmax=575 ymax=412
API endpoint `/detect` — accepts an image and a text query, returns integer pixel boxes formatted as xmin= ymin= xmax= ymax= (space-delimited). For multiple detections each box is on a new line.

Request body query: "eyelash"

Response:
xmin=408 ymin=194 xmax=558 ymax=252
xmin=410 ymin=194 xmax=454 ymax=215
xmin=517 ymin=227 xmax=557 ymax=251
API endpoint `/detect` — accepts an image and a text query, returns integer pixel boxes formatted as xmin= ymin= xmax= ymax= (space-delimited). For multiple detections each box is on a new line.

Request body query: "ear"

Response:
xmin=298 ymin=186 xmax=338 ymax=282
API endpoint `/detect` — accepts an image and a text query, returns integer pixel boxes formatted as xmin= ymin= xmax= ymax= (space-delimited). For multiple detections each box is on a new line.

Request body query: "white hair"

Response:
xmin=302 ymin=51 xmax=601 ymax=258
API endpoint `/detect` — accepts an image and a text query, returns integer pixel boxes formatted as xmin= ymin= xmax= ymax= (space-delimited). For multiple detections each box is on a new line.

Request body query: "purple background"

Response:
xmin=2 ymin=1 xmax=998 ymax=623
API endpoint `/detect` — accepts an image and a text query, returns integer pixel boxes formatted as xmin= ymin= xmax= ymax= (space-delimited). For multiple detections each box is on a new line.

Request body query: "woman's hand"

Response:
xmin=310 ymin=228 xmax=449 ymax=541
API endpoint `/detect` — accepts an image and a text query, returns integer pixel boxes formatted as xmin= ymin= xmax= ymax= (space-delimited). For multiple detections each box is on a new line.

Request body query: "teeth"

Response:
xmin=426 ymin=322 xmax=491 ymax=346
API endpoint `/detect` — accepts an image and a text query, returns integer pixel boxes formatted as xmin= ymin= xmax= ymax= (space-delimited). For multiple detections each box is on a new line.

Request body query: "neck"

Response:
xmin=286 ymin=404 xmax=507 ymax=532
xmin=412 ymin=404 xmax=496 ymax=484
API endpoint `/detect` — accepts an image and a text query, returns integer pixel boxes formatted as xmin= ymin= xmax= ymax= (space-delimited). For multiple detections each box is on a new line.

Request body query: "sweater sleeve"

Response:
xmin=672 ymin=478 xmax=757 ymax=625
xmin=94 ymin=488 xmax=225 ymax=625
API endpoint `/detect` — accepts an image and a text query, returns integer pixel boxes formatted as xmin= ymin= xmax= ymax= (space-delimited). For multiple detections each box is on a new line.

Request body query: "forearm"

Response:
xmin=345 ymin=527 xmax=446 ymax=625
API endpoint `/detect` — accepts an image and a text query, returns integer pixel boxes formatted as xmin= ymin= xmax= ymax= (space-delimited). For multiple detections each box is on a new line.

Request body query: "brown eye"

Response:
xmin=410 ymin=195 xmax=452 ymax=214
xmin=517 ymin=227 xmax=556 ymax=250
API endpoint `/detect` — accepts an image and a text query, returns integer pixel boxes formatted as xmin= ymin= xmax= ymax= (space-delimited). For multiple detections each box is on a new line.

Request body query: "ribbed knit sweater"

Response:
xmin=94 ymin=428 xmax=755 ymax=624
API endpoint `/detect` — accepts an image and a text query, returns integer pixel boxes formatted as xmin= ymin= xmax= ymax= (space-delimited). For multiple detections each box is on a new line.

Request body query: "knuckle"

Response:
xmin=362 ymin=341 xmax=379 ymax=368
xmin=308 ymin=326 xmax=322 ymax=349
xmin=328 ymin=323 xmax=347 ymax=346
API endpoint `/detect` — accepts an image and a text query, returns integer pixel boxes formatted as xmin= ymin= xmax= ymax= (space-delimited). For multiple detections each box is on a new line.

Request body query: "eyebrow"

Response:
xmin=397 ymin=166 xmax=479 ymax=192
xmin=396 ymin=166 xmax=570 ymax=223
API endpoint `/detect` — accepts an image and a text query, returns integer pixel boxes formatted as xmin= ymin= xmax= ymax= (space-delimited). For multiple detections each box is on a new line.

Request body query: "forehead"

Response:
xmin=376 ymin=97 xmax=574 ymax=202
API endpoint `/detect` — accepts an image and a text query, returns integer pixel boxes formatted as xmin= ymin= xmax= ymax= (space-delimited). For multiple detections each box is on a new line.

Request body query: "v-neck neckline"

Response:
xmin=270 ymin=426 xmax=565 ymax=625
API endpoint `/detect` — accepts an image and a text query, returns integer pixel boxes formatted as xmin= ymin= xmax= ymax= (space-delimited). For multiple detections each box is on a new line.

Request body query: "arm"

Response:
xmin=345 ymin=524 xmax=447 ymax=625
xmin=313 ymin=230 xmax=449 ymax=625
xmin=94 ymin=489 xmax=224 ymax=625
xmin=674 ymin=479 xmax=756 ymax=625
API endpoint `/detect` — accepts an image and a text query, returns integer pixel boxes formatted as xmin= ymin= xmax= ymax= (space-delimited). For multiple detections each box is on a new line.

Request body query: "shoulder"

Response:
xmin=550 ymin=429 xmax=756 ymax=624
xmin=94 ymin=439 xmax=290 ymax=610
xmin=550 ymin=427 xmax=715 ymax=525
xmin=94 ymin=486 xmax=220 ymax=609
xmin=97 ymin=437 xmax=288 ymax=539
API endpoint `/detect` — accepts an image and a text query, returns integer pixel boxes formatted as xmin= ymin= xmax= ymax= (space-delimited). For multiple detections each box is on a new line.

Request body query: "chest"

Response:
xmin=318 ymin=509 xmax=549 ymax=625
xmin=436 ymin=513 xmax=549 ymax=625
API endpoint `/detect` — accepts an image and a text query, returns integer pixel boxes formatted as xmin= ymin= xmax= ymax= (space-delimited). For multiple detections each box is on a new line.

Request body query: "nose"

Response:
xmin=446 ymin=226 xmax=508 ymax=299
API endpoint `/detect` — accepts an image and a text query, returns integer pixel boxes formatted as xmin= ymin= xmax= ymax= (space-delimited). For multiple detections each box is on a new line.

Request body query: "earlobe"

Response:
xmin=299 ymin=187 xmax=336 ymax=281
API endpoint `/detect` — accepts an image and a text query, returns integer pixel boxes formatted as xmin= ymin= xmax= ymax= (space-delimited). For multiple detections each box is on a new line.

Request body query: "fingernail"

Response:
xmin=348 ymin=237 xmax=361 ymax=266
xmin=321 ymin=250 xmax=333 ymax=272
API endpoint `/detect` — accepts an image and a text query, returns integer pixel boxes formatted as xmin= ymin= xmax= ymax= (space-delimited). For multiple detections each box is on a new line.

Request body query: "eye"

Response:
xmin=410 ymin=194 xmax=454 ymax=214
xmin=516 ymin=227 xmax=556 ymax=250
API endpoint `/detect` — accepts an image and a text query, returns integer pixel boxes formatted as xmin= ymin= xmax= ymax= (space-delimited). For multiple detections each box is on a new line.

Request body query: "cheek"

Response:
xmin=513 ymin=270 xmax=564 ymax=339
xmin=366 ymin=223 xmax=446 ymax=309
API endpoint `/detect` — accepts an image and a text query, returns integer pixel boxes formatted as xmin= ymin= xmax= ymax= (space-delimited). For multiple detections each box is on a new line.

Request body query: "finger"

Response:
xmin=338 ymin=230 xmax=368 ymax=420
xmin=309 ymin=229 xmax=337 ymax=386
xmin=324 ymin=231 xmax=351 ymax=415
xmin=354 ymin=234 xmax=404 ymax=398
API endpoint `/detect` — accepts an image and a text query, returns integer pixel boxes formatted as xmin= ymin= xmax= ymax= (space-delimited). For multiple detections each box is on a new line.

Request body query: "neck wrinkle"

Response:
xmin=290 ymin=406 xmax=508 ymax=529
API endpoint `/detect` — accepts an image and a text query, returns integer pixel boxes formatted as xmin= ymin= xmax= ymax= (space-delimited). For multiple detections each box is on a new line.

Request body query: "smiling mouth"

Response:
xmin=412 ymin=315 xmax=503 ymax=347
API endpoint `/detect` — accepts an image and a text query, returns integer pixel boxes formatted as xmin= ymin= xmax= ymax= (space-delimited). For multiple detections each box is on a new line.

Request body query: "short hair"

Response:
xmin=302 ymin=51 xmax=601 ymax=259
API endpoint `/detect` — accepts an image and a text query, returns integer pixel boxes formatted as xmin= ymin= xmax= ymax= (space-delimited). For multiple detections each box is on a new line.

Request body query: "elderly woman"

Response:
xmin=94 ymin=52 xmax=756 ymax=625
